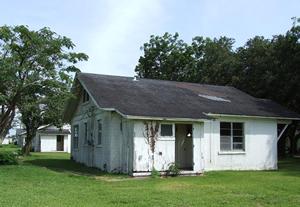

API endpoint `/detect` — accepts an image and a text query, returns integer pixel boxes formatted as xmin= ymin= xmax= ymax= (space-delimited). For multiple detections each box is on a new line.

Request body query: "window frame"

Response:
xmin=160 ymin=123 xmax=174 ymax=137
xmin=73 ymin=125 xmax=79 ymax=149
xmin=97 ymin=119 xmax=102 ymax=146
xmin=220 ymin=122 xmax=245 ymax=152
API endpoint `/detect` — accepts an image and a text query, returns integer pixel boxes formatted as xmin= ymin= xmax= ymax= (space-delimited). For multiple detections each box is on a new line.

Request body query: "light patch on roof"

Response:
xmin=198 ymin=94 xmax=231 ymax=102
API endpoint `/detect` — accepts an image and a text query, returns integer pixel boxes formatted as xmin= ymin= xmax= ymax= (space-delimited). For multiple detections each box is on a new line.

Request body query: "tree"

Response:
xmin=235 ymin=18 xmax=300 ymax=114
xmin=191 ymin=36 xmax=238 ymax=85
xmin=235 ymin=36 xmax=274 ymax=98
xmin=0 ymin=25 xmax=88 ymax=148
xmin=19 ymin=79 xmax=73 ymax=155
xmin=135 ymin=33 xmax=238 ymax=85
xmin=135 ymin=33 xmax=196 ymax=81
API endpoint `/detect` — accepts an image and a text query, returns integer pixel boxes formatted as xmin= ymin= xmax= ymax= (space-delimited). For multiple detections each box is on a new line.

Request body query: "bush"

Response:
xmin=0 ymin=151 xmax=19 ymax=165
xmin=166 ymin=163 xmax=180 ymax=177
xmin=151 ymin=167 xmax=160 ymax=178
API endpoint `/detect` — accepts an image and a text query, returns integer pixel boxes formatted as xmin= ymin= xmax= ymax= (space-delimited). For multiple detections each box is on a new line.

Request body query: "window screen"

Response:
xmin=73 ymin=125 xmax=79 ymax=149
xmin=160 ymin=124 xmax=173 ymax=136
xmin=220 ymin=122 xmax=244 ymax=151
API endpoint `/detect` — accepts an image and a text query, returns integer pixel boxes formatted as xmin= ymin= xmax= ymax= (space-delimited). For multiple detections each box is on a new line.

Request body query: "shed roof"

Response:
xmin=66 ymin=72 xmax=300 ymax=121
xmin=20 ymin=125 xmax=70 ymax=136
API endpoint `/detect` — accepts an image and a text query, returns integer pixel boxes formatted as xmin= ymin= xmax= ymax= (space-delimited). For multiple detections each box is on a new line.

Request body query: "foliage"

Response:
xmin=150 ymin=167 xmax=160 ymax=178
xmin=0 ymin=151 xmax=18 ymax=165
xmin=1 ymin=152 xmax=300 ymax=206
xmin=135 ymin=18 xmax=300 ymax=115
xmin=135 ymin=33 xmax=238 ymax=85
xmin=166 ymin=163 xmax=180 ymax=177
xmin=0 ymin=25 xmax=88 ymax=154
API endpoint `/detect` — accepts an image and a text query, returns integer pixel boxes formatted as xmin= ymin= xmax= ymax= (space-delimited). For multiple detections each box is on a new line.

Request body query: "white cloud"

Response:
xmin=84 ymin=0 xmax=164 ymax=76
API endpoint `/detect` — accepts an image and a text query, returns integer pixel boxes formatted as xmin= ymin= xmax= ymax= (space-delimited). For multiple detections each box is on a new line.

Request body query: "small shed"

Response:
xmin=20 ymin=125 xmax=71 ymax=153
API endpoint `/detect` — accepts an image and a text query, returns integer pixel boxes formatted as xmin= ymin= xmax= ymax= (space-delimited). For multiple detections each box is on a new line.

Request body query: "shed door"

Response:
xmin=57 ymin=135 xmax=64 ymax=151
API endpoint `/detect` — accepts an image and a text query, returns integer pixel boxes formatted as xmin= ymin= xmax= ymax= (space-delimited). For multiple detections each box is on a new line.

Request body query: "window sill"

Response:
xmin=218 ymin=151 xmax=246 ymax=155
xmin=158 ymin=137 xmax=174 ymax=141
xmin=96 ymin=145 xmax=102 ymax=148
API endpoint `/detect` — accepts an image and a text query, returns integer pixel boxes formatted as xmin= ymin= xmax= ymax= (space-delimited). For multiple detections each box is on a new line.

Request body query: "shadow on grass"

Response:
xmin=278 ymin=157 xmax=300 ymax=177
xmin=24 ymin=156 xmax=126 ymax=178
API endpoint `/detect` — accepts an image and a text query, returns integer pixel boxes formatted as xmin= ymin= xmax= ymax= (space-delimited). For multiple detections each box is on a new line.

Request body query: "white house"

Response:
xmin=63 ymin=73 xmax=300 ymax=176
xmin=19 ymin=125 xmax=71 ymax=153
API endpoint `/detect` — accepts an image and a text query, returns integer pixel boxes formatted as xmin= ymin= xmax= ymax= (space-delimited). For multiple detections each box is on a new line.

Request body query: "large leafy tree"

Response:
xmin=135 ymin=33 xmax=196 ymax=81
xmin=135 ymin=33 xmax=238 ymax=85
xmin=0 ymin=25 xmax=88 ymax=150
xmin=236 ymin=18 xmax=300 ymax=114
xmin=191 ymin=36 xmax=238 ymax=85
xmin=19 ymin=79 xmax=73 ymax=155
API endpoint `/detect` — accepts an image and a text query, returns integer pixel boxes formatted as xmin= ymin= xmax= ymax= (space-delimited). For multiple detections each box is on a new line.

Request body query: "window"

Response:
xmin=84 ymin=122 xmax=88 ymax=144
xmin=160 ymin=124 xmax=173 ymax=136
xmin=220 ymin=122 xmax=244 ymax=151
xmin=83 ymin=90 xmax=89 ymax=103
xmin=97 ymin=120 xmax=102 ymax=145
xmin=73 ymin=125 xmax=79 ymax=149
xmin=120 ymin=120 xmax=123 ymax=132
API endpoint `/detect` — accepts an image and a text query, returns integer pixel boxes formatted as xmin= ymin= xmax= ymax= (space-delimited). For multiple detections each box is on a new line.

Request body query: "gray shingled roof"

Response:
xmin=38 ymin=129 xmax=70 ymax=135
xmin=75 ymin=72 xmax=300 ymax=120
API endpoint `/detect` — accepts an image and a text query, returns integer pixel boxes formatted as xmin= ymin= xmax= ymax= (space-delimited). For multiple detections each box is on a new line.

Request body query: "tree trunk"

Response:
xmin=22 ymin=130 xmax=36 ymax=156
xmin=22 ymin=137 xmax=32 ymax=156
xmin=0 ymin=105 xmax=16 ymax=143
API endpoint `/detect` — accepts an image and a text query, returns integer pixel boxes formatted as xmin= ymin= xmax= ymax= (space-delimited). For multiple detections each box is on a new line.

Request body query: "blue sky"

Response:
xmin=1 ymin=0 xmax=299 ymax=76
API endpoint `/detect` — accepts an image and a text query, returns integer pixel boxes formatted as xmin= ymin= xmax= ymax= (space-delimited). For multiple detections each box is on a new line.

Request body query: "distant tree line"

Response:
xmin=135 ymin=18 xmax=300 ymax=156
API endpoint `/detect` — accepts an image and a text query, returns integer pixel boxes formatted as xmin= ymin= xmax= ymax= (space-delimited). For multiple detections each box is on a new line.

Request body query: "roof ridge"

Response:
xmin=78 ymin=72 xmax=234 ymax=89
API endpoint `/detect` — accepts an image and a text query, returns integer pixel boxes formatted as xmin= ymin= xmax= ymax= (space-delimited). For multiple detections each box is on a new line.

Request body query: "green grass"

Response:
xmin=0 ymin=144 xmax=20 ymax=152
xmin=0 ymin=149 xmax=300 ymax=206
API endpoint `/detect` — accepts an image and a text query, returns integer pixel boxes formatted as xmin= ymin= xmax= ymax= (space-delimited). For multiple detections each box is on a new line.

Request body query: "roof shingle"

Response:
xmin=77 ymin=73 xmax=300 ymax=120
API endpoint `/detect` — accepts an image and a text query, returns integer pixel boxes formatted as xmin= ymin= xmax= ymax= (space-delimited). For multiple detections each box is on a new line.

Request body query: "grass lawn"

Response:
xmin=0 ymin=148 xmax=300 ymax=206
xmin=0 ymin=144 xmax=20 ymax=152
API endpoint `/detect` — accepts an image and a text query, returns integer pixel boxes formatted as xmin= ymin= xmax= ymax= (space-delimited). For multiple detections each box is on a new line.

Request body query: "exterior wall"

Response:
xmin=70 ymin=98 xmax=134 ymax=173
xmin=64 ymin=135 xmax=71 ymax=153
xmin=202 ymin=117 xmax=278 ymax=171
xmin=133 ymin=121 xmax=174 ymax=172
xmin=133 ymin=121 xmax=203 ymax=174
xmin=35 ymin=134 xmax=70 ymax=152
xmin=133 ymin=117 xmax=278 ymax=174
xmin=69 ymin=89 xmax=279 ymax=174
